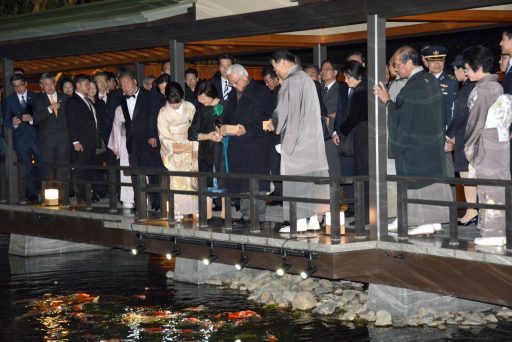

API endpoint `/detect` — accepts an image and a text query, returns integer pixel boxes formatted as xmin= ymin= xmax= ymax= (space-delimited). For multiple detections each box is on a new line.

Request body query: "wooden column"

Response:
xmin=366 ymin=14 xmax=388 ymax=240
xmin=313 ymin=44 xmax=327 ymax=68
xmin=1 ymin=57 xmax=18 ymax=204
xmin=133 ymin=61 xmax=145 ymax=86
xmin=169 ymin=40 xmax=184 ymax=88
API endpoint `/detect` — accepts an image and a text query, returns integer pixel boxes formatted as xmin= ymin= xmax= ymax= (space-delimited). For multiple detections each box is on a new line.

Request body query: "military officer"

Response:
xmin=421 ymin=45 xmax=459 ymax=129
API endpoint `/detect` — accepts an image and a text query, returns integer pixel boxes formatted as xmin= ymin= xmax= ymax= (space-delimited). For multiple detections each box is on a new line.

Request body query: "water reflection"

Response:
xmin=0 ymin=247 xmax=510 ymax=341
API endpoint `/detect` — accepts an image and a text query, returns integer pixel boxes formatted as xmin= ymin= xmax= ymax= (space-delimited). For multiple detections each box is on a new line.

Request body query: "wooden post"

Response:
xmin=367 ymin=14 xmax=388 ymax=240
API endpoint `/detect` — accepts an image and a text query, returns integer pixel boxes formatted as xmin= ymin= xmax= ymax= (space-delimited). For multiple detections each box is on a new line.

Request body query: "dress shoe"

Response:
xmin=460 ymin=216 xmax=478 ymax=226
xmin=207 ymin=217 xmax=225 ymax=225
xmin=279 ymin=218 xmax=308 ymax=233
xmin=27 ymin=196 xmax=40 ymax=205
xmin=307 ymin=215 xmax=321 ymax=231
xmin=474 ymin=236 xmax=505 ymax=246
xmin=234 ymin=218 xmax=250 ymax=226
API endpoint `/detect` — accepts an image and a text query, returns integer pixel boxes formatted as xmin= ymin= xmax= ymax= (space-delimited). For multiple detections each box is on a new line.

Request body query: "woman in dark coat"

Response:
xmin=188 ymin=80 xmax=226 ymax=221
xmin=339 ymin=61 xmax=368 ymax=223
xmin=445 ymin=55 xmax=476 ymax=225
xmin=339 ymin=61 xmax=368 ymax=176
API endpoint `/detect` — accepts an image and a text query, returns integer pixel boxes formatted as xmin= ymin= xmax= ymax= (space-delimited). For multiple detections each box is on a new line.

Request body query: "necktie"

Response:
xmin=324 ymin=86 xmax=328 ymax=92
xmin=125 ymin=94 xmax=135 ymax=99
xmin=50 ymin=95 xmax=58 ymax=117
xmin=348 ymin=88 xmax=353 ymax=97
xmin=84 ymin=97 xmax=98 ymax=128
xmin=223 ymin=80 xmax=229 ymax=100
xmin=20 ymin=95 xmax=27 ymax=111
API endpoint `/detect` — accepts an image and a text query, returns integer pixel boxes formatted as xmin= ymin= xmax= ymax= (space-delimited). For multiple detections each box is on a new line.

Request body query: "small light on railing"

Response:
xmin=276 ymin=251 xmax=291 ymax=277
xmin=131 ymin=233 xmax=145 ymax=255
xmin=202 ymin=241 xmax=217 ymax=266
xmin=235 ymin=245 xmax=249 ymax=271
xmin=44 ymin=189 xmax=59 ymax=206
xmin=300 ymin=252 xmax=317 ymax=280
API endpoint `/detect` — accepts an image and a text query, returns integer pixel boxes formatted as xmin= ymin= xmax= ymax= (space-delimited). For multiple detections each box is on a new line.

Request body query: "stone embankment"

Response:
xmin=190 ymin=270 xmax=512 ymax=329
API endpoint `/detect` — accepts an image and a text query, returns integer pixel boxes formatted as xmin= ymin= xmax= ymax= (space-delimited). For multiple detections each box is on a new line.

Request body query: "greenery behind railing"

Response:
xmin=0 ymin=0 xmax=103 ymax=17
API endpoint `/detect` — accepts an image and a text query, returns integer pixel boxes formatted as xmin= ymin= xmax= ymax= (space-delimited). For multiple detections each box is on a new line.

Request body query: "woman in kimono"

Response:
xmin=157 ymin=81 xmax=198 ymax=216
xmin=188 ymin=80 xmax=226 ymax=222
xmin=463 ymin=45 xmax=510 ymax=245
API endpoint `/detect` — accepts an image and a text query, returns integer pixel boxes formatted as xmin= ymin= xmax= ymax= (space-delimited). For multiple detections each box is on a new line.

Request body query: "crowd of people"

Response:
xmin=1 ymin=27 xmax=511 ymax=245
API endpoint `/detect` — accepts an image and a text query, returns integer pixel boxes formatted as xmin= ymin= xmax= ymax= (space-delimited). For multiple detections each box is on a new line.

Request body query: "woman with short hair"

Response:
xmin=188 ymin=80 xmax=226 ymax=222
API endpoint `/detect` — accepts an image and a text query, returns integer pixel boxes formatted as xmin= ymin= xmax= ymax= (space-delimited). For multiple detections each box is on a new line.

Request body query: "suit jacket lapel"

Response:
xmin=132 ymin=89 xmax=144 ymax=121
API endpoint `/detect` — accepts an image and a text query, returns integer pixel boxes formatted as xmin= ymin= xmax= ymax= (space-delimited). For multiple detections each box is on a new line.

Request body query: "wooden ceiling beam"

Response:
xmin=320 ymin=21 xmax=497 ymax=45
xmin=13 ymin=19 xmax=505 ymax=76
xmin=193 ymin=34 xmax=319 ymax=47
xmin=391 ymin=9 xmax=512 ymax=22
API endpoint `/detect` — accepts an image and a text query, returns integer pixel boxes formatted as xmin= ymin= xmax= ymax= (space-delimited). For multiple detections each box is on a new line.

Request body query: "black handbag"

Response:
xmin=337 ymin=131 xmax=354 ymax=157
xmin=321 ymin=116 xmax=331 ymax=141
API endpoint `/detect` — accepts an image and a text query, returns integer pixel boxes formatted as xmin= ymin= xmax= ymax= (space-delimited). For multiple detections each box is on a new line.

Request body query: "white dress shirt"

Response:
xmin=126 ymin=88 xmax=139 ymax=119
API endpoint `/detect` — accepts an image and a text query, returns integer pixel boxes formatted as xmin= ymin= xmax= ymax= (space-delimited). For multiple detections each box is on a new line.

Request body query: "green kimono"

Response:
xmin=388 ymin=69 xmax=447 ymax=189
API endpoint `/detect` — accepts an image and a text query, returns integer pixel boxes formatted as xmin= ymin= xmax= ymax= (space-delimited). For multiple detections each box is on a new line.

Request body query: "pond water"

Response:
xmin=0 ymin=245 xmax=510 ymax=341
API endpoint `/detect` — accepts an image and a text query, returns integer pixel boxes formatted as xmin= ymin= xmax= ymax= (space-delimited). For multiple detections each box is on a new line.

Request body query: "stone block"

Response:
xmin=367 ymin=284 xmax=498 ymax=323
xmin=173 ymin=257 xmax=236 ymax=285
xmin=8 ymin=234 xmax=106 ymax=256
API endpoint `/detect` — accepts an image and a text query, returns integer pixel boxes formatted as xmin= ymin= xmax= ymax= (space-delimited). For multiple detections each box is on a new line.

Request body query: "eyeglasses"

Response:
xmin=321 ymin=67 xmax=334 ymax=72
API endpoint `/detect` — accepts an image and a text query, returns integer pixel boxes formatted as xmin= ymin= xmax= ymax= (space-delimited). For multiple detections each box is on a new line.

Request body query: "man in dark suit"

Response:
xmin=224 ymin=64 xmax=273 ymax=226
xmin=3 ymin=74 xmax=41 ymax=202
xmin=184 ymin=67 xmax=199 ymax=108
xmin=33 ymin=73 xmax=71 ymax=200
xmin=499 ymin=26 xmax=512 ymax=174
xmin=500 ymin=26 xmax=512 ymax=94
xmin=65 ymin=74 xmax=100 ymax=204
xmin=117 ymin=70 xmax=161 ymax=211
xmin=211 ymin=53 xmax=237 ymax=211
xmin=263 ymin=66 xmax=282 ymax=205
xmin=212 ymin=53 xmax=236 ymax=102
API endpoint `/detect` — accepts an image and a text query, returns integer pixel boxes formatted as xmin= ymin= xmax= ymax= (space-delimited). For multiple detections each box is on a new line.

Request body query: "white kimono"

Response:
xmin=108 ymin=106 xmax=134 ymax=207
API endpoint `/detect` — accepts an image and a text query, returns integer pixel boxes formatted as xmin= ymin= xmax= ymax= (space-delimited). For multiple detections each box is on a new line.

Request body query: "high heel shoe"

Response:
xmin=460 ymin=216 xmax=478 ymax=226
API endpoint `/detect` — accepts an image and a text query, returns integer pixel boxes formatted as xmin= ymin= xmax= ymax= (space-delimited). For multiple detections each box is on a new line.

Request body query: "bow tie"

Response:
xmin=125 ymin=94 xmax=136 ymax=99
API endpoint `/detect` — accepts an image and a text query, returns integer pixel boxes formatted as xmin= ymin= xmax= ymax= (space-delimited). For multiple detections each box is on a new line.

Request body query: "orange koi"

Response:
xmin=143 ymin=327 xmax=165 ymax=334
xmin=72 ymin=304 xmax=84 ymax=311
xmin=227 ymin=310 xmax=260 ymax=320
xmin=186 ymin=317 xmax=201 ymax=324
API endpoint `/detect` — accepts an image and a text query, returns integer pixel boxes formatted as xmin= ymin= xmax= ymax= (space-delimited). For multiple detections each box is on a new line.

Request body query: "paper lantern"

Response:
xmin=44 ymin=189 xmax=59 ymax=206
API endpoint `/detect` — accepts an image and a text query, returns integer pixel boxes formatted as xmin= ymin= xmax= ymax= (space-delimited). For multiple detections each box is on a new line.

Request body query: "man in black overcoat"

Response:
xmin=223 ymin=64 xmax=273 ymax=226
